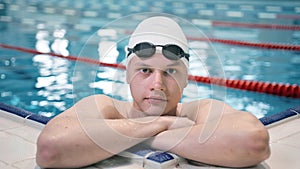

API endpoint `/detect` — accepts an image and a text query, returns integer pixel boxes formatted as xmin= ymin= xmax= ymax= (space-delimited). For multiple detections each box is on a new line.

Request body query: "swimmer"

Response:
xmin=36 ymin=16 xmax=270 ymax=168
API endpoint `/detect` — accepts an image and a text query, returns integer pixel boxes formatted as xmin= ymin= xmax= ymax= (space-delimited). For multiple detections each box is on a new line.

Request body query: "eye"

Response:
xmin=165 ymin=68 xmax=177 ymax=75
xmin=139 ymin=68 xmax=152 ymax=74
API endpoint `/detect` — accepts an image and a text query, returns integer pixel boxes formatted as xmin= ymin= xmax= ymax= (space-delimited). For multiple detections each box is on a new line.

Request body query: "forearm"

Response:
xmin=79 ymin=117 xmax=170 ymax=155
xmin=37 ymin=117 xmax=113 ymax=168
xmin=36 ymin=114 xmax=168 ymax=168
xmin=146 ymin=114 xmax=270 ymax=167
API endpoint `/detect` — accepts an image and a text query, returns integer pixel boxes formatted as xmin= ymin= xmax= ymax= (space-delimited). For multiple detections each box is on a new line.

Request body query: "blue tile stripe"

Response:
xmin=259 ymin=106 xmax=300 ymax=126
xmin=0 ymin=102 xmax=51 ymax=124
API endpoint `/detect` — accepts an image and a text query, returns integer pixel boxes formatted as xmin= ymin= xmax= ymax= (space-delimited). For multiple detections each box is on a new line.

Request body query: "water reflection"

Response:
xmin=51 ymin=27 xmax=69 ymax=56
xmin=88 ymin=28 xmax=129 ymax=100
xmin=97 ymin=29 xmax=119 ymax=63
xmin=33 ymin=24 xmax=72 ymax=116
xmin=35 ymin=24 xmax=51 ymax=53
xmin=226 ymin=95 xmax=271 ymax=118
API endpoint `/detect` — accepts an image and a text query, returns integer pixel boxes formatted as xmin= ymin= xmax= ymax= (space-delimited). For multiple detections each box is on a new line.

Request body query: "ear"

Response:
xmin=182 ymin=67 xmax=189 ymax=88
xmin=182 ymin=77 xmax=188 ymax=89
xmin=126 ymin=70 xmax=130 ymax=84
xmin=125 ymin=64 xmax=135 ymax=84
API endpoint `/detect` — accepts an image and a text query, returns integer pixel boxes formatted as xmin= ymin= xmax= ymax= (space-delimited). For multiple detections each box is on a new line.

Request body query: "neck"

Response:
xmin=128 ymin=102 xmax=178 ymax=118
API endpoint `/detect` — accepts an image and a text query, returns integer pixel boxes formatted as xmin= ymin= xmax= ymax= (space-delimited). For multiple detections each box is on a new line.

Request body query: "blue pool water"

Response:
xmin=0 ymin=0 xmax=300 ymax=119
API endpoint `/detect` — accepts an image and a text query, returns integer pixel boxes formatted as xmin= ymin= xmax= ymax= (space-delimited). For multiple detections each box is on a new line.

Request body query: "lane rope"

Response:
xmin=1 ymin=43 xmax=299 ymax=98
xmin=187 ymin=37 xmax=300 ymax=51
xmin=211 ymin=20 xmax=300 ymax=31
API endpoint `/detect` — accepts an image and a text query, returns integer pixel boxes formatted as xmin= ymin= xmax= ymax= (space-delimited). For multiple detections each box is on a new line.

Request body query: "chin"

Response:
xmin=143 ymin=105 xmax=167 ymax=116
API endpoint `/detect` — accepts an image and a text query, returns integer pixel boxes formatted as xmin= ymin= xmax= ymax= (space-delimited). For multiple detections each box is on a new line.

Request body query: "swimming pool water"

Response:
xmin=0 ymin=0 xmax=300 ymax=119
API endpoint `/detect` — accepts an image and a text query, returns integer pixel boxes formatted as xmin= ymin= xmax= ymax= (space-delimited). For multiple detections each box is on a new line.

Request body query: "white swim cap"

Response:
xmin=126 ymin=16 xmax=189 ymax=68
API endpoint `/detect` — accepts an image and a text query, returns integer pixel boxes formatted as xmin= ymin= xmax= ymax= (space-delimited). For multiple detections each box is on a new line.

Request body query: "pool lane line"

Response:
xmin=187 ymin=37 xmax=300 ymax=51
xmin=0 ymin=43 xmax=300 ymax=98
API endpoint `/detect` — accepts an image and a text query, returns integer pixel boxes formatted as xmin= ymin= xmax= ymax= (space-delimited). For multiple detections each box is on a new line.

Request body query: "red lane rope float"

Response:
xmin=0 ymin=43 xmax=126 ymax=70
xmin=188 ymin=76 xmax=300 ymax=98
xmin=1 ymin=43 xmax=299 ymax=98
xmin=188 ymin=37 xmax=300 ymax=51
xmin=211 ymin=21 xmax=300 ymax=31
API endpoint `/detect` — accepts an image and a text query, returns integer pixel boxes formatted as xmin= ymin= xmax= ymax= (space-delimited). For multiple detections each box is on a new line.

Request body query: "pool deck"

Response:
xmin=1 ymin=108 xmax=300 ymax=169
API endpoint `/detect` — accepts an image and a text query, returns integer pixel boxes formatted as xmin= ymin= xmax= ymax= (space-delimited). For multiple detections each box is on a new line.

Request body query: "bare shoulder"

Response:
xmin=92 ymin=94 xmax=132 ymax=119
xmin=178 ymin=99 xmax=211 ymax=121
xmin=179 ymin=99 xmax=218 ymax=114
xmin=179 ymin=99 xmax=247 ymax=122
xmin=62 ymin=94 xmax=128 ymax=119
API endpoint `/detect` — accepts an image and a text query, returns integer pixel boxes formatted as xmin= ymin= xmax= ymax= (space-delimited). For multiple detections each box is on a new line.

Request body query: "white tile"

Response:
xmin=268 ymin=118 xmax=300 ymax=142
xmin=6 ymin=125 xmax=41 ymax=144
xmin=11 ymin=158 xmax=40 ymax=169
xmin=0 ymin=132 xmax=36 ymax=164
xmin=0 ymin=162 xmax=19 ymax=169
xmin=278 ymin=131 xmax=300 ymax=149
xmin=0 ymin=113 xmax=25 ymax=131
xmin=0 ymin=161 xmax=8 ymax=168
xmin=24 ymin=119 xmax=44 ymax=131
xmin=91 ymin=156 xmax=143 ymax=169
xmin=0 ymin=110 xmax=44 ymax=131
xmin=266 ymin=142 xmax=300 ymax=169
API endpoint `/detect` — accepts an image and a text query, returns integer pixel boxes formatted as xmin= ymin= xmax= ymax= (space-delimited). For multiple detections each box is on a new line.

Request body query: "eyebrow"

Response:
xmin=133 ymin=62 xmax=182 ymax=67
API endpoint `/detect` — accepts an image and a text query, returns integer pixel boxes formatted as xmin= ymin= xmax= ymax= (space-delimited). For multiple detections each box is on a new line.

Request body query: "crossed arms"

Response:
xmin=36 ymin=94 xmax=270 ymax=168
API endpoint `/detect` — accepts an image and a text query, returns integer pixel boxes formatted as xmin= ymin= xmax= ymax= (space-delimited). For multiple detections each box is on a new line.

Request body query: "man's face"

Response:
xmin=126 ymin=53 xmax=188 ymax=116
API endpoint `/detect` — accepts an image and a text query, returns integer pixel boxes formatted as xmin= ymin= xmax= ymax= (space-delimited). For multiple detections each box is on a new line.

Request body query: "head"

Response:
xmin=126 ymin=16 xmax=189 ymax=116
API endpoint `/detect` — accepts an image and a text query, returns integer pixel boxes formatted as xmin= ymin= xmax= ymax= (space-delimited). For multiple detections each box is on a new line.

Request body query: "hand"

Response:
xmin=144 ymin=116 xmax=195 ymax=151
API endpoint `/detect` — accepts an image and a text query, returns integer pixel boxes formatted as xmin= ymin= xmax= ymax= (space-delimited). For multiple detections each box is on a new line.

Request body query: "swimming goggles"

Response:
xmin=127 ymin=42 xmax=189 ymax=61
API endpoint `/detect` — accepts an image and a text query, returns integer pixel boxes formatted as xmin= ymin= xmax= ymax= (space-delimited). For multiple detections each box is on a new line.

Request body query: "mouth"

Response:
xmin=146 ymin=97 xmax=167 ymax=101
xmin=145 ymin=96 xmax=167 ymax=104
xmin=144 ymin=90 xmax=168 ymax=104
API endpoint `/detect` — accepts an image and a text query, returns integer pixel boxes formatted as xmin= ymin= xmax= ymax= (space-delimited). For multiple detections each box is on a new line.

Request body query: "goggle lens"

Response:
xmin=127 ymin=42 xmax=189 ymax=61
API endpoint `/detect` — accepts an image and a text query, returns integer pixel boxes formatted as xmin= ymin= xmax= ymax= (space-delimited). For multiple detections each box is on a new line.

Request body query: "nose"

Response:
xmin=150 ymin=70 xmax=166 ymax=91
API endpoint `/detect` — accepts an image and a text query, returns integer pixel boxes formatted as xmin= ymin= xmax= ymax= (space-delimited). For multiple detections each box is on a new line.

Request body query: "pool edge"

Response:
xmin=1 ymin=101 xmax=299 ymax=127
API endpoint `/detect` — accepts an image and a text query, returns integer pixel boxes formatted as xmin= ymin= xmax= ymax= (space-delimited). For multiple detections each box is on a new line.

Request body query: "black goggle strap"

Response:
xmin=127 ymin=48 xmax=133 ymax=57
